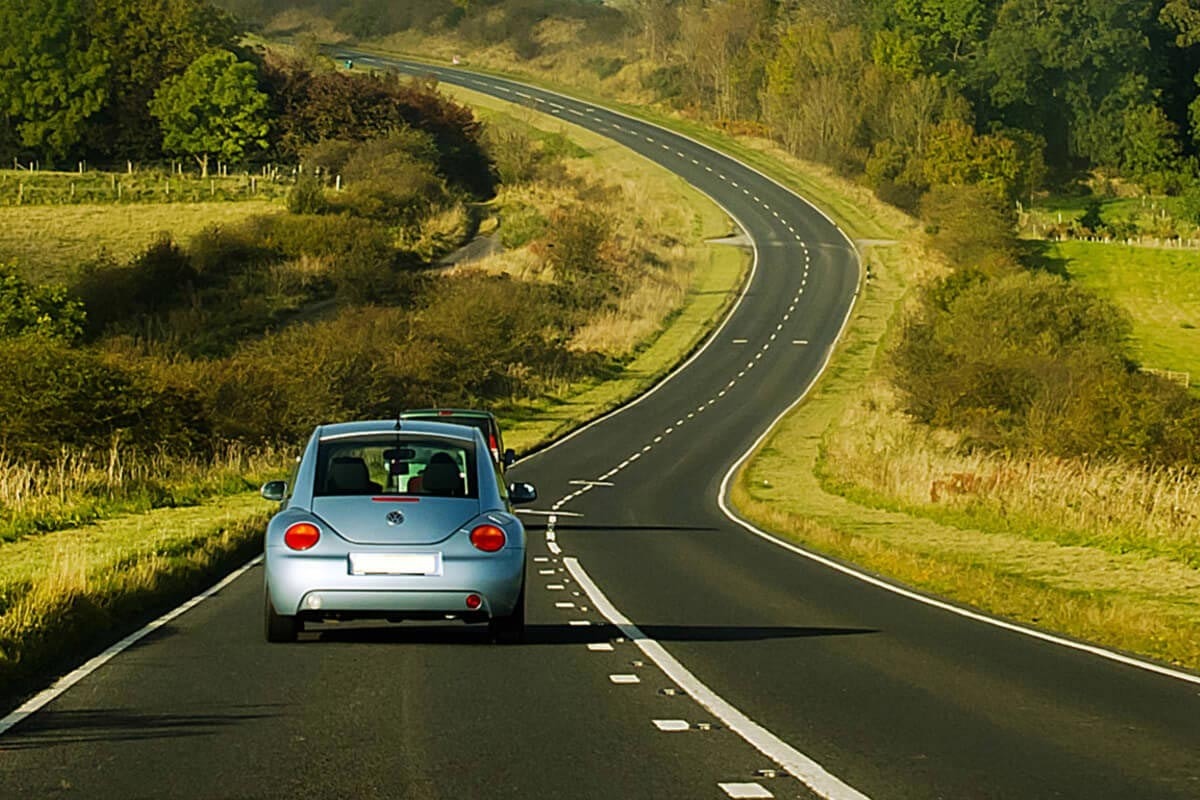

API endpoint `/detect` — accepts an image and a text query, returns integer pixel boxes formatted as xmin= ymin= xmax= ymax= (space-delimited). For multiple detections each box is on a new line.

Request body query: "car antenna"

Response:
xmin=395 ymin=412 xmax=402 ymax=431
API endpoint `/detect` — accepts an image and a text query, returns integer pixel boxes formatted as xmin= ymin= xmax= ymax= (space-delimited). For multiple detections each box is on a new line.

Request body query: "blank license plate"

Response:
xmin=349 ymin=553 xmax=442 ymax=576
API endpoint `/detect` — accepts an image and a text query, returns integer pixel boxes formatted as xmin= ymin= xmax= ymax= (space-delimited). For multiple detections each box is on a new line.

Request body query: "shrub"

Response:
xmin=286 ymin=174 xmax=329 ymax=214
xmin=0 ymin=264 xmax=85 ymax=341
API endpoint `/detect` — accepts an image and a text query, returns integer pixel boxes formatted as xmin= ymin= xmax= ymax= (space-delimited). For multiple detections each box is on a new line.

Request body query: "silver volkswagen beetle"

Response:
xmin=260 ymin=419 xmax=536 ymax=643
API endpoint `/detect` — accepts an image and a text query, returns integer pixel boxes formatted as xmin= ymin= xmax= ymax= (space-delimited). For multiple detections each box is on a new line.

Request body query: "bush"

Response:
xmin=920 ymin=184 xmax=1021 ymax=275
xmin=0 ymin=264 xmax=85 ymax=341
xmin=286 ymin=174 xmax=329 ymax=214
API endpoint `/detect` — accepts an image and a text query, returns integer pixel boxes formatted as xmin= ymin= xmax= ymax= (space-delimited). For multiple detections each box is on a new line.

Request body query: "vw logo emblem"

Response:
xmin=385 ymin=510 xmax=405 ymax=526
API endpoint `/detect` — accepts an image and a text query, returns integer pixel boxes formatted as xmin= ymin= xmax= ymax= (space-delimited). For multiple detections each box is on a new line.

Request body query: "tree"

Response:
xmin=150 ymin=49 xmax=270 ymax=177
xmin=86 ymin=0 xmax=238 ymax=159
xmin=0 ymin=0 xmax=109 ymax=160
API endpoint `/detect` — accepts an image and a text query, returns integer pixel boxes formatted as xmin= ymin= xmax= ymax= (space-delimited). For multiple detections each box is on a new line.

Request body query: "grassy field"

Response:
xmin=1049 ymin=241 xmax=1200 ymax=384
xmin=0 ymin=200 xmax=285 ymax=282
xmin=364 ymin=43 xmax=1200 ymax=671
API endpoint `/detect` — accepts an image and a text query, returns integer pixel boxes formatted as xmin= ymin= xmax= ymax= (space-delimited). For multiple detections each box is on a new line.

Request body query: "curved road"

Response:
xmin=2 ymin=58 xmax=1198 ymax=800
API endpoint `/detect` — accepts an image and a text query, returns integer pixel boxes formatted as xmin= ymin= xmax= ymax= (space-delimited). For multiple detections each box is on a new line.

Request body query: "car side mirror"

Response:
xmin=503 ymin=448 xmax=516 ymax=468
xmin=260 ymin=481 xmax=287 ymax=503
xmin=508 ymin=482 xmax=537 ymax=505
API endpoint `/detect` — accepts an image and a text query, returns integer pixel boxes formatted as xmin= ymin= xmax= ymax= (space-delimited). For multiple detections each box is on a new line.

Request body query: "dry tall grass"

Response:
xmin=821 ymin=381 xmax=1200 ymax=567
xmin=0 ymin=443 xmax=284 ymax=542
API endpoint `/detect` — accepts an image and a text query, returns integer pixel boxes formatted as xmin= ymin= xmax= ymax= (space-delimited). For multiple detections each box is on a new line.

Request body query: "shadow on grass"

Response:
xmin=1019 ymin=240 xmax=1070 ymax=277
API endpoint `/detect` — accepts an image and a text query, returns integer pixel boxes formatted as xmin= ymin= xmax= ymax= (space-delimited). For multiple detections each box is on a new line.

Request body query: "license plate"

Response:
xmin=348 ymin=552 xmax=442 ymax=576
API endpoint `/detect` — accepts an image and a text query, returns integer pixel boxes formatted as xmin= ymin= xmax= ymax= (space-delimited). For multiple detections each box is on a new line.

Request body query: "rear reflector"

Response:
xmin=469 ymin=524 xmax=506 ymax=552
xmin=466 ymin=594 xmax=482 ymax=610
xmin=371 ymin=496 xmax=420 ymax=502
xmin=284 ymin=522 xmax=320 ymax=551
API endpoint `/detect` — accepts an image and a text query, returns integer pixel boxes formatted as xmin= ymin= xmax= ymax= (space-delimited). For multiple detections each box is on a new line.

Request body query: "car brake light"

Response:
xmin=488 ymin=433 xmax=500 ymax=462
xmin=469 ymin=524 xmax=506 ymax=552
xmin=284 ymin=522 xmax=320 ymax=550
xmin=438 ymin=410 xmax=453 ymax=416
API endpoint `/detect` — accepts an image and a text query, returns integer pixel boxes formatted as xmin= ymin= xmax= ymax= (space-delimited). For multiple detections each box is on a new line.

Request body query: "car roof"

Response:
xmin=316 ymin=419 xmax=480 ymax=442
xmin=399 ymin=408 xmax=498 ymax=421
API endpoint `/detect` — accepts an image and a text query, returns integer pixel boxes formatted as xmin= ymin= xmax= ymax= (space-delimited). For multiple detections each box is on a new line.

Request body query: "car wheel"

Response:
xmin=264 ymin=588 xmax=300 ymax=643
xmin=489 ymin=580 xmax=525 ymax=644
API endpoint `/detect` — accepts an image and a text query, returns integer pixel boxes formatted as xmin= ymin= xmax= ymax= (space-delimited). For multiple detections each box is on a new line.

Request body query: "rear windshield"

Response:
xmin=314 ymin=436 xmax=477 ymax=499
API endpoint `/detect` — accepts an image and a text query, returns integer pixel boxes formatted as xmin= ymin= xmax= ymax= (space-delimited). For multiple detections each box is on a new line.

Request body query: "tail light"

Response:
xmin=469 ymin=524 xmax=506 ymax=552
xmin=284 ymin=522 xmax=321 ymax=550
xmin=488 ymin=433 xmax=500 ymax=463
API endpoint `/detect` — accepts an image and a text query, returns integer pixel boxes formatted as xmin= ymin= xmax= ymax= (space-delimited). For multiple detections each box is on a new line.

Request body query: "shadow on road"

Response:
xmin=0 ymin=705 xmax=282 ymax=750
xmin=309 ymin=622 xmax=877 ymax=647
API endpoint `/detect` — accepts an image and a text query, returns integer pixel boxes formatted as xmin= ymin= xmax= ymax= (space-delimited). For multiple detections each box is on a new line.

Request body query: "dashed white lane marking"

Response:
xmin=565 ymin=558 xmax=870 ymax=800
xmin=691 ymin=158 xmax=699 ymax=165
xmin=609 ymin=674 xmax=641 ymax=684
xmin=653 ymin=435 xmax=663 ymax=443
xmin=497 ymin=86 xmax=512 ymax=93
xmin=731 ymin=181 xmax=739 ymax=187
xmin=546 ymin=584 xmax=565 ymax=591
xmin=514 ymin=91 xmax=531 ymax=99
xmin=569 ymin=479 xmax=615 ymax=487
xmin=662 ymin=143 xmax=671 ymax=150
xmin=569 ymin=620 xmax=592 ymax=627
xmin=677 ymin=151 xmax=686 ymax=158
xmin=793 ymin=339 xmax=809 ymax=345
xmin=733 ymin=338 xmax=748 ymax=344
xmin=568 ymin=109 xmax=584 ymax=116
xmin=534 ymin=556 xmax=549 ymax=563
xmin=719 ymin=783 xmax=774 ymax=799
xmin=653 ymin=719 xmax=691 ymax=732
xmin=718 ymin=174 xmax=726 ymax=180
xmin=517 ymin=509 xmax=583 ymax=517
xmin=539 ymin=569 xmax=556 ymax=575
xmin=588 ymin=643 xmax=614 ymax=652
xmin=705 ymin=166 xmax=713 ymax=172
xmin=547 ymin=541 xmax=562 ymax=555
xmin=0 ymin=553 xmax=266 ymax=737
xmin=548 ymin=102 xmax=564 ymax=110
xmin=645 ymin=136 xmax=654 ymax=142
xmin=555 ymin=602 xmax=575 ymax=608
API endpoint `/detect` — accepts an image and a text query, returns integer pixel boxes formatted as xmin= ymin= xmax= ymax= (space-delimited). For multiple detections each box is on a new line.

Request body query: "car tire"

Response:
xmin=489 ymin=580 xmax=525 ymax=644
xmin=264 ymin=588 xmax=300 ymax=643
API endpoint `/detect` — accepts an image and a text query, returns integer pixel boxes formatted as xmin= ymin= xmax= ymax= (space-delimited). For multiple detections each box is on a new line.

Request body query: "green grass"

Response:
xmin=0 ymin=200 xmax=285 ymax=282
xmin=1050 ymin=241 xmax=1200 ymax=384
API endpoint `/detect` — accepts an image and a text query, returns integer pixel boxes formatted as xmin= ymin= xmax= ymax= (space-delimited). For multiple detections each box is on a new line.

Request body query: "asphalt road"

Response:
xmin=2 ymin=57 xmax=1198 ymax=800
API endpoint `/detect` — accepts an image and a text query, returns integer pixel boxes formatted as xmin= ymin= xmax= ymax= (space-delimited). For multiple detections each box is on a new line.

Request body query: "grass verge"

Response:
xmin=0 ymin=495 xmax=269 ymax=706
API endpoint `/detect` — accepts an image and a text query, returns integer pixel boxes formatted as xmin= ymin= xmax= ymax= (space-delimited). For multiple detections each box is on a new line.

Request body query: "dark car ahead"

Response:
xmin=399 ymin=409 xmax=516 ymax=469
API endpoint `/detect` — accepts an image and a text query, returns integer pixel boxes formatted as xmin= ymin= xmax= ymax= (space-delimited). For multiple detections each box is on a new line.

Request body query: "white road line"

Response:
xmin=705 ymin=166 xmax=713 ymax=172
xmin=587 ymin=642 xmax=614 ymax=652
xmin=793 ymin=340 xmax=809 ymax=345
xmin=568 ymin=109 xmax=584 ymax=116
xmin=565 ymin=558 xmax=870 ymax=800
xmin=653 ymin=719 xmax=691 ymax=732
xmin=555 ymin=602 xmax=575 ymax=608
xmin=547 ymin=541 xmax=562 ymax=555
xmin=546 ymin=584 xmax=565 ymax=590
xmin=517 ymin=509 xmax=583 ymax=517
xmin=539 ymin=569 xmax=556 ymax=575
xmin=733 ymin=338 xmax=748 ymax=344
xmin=609 ymin=674 xmax=641 ymax=684
xmin=0 ymin=554 xmax=266 ymax=737
xmin=720 ymin=783 xmax=774 ymax=799
xmin=569 ymin=620 xmax=592 ymax=627
xmin=569 ymin=480 xmax=615 ymax=487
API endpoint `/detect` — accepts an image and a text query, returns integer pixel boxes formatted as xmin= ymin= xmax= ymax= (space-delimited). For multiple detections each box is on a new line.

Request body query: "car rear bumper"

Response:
xmin=265 ymin=548 xmax=525 ymax=618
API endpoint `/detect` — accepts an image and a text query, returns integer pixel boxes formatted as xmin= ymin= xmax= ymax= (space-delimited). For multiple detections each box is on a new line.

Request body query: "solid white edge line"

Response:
xmin=0 ymin=554 xmax=266 ymax=737
xmin=565 ymin=557 xmax=869 ymax=800
xmin=713 ymin=317 xmax=1200 ymax=688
